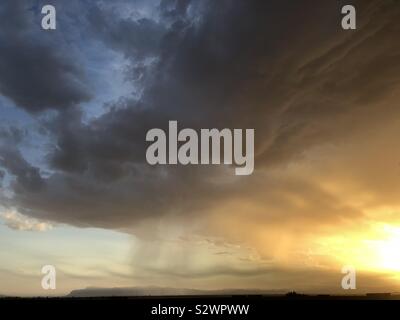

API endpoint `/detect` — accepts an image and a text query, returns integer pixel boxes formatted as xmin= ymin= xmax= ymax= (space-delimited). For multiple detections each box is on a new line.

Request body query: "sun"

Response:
xmin=371 ymin=225 xmax=400 ymax=272
xmin=313 ymin=223 xmax=400 ymax=274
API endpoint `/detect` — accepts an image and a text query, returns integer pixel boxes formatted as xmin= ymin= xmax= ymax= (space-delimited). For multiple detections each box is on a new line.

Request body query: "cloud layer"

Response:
xmin=1 ymin=0 xmax=400 ymax=287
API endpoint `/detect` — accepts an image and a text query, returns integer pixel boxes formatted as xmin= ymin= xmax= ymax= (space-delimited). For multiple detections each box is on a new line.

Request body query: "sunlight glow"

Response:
xmin=314 ymin=223 xmax=400 ymax=275
xmin=370 ymin=225 xmax=400 ymax=272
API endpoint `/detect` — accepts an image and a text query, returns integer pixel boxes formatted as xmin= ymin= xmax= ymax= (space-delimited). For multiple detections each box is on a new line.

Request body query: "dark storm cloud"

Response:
xmin=2 ymin=0 xmax=400 ymax=230
xmin=87 ymin=6 xmax=166 ymax=60
xmin=0 ymin=146 xmax=44 ymax=192
xmin=0 ymin=1 xmax=91 ymax=113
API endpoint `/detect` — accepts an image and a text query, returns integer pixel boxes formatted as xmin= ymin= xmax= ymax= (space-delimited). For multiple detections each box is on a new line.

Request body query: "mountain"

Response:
xmin=67 ymin=286 xmax=285 ymax=297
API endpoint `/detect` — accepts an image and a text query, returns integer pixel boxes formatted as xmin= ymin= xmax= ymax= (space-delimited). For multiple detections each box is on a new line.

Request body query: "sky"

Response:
xmin=1 ymin=0 xmax=400 ymax=296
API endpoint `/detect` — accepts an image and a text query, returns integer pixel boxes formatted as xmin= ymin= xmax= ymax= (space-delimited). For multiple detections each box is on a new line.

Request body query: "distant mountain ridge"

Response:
xmin=67 ymin=286 xmax=285 ymax=297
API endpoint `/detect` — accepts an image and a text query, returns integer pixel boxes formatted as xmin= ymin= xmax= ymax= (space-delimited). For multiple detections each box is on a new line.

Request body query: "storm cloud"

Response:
xmin=1 ymin=0 xmax=400 ymax=244
xmin=0 ymin=1 xmax=91 ymax=113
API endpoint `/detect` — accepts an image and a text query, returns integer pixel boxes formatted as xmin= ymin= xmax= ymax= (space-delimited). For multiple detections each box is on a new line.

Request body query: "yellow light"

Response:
xmin=371 ymin=225 xmax=400 ymax=272
xmin=312 ymin=223 xmax=400 ymax=275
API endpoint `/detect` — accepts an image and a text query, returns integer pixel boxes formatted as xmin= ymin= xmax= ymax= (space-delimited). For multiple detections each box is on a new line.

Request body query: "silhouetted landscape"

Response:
xmin=0 ymin=287 xmax=399 ymax=300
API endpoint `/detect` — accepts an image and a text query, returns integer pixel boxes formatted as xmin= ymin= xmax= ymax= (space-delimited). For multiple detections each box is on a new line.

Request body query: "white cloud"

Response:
xmin=0 ymin=210 xmax=53 ymax=232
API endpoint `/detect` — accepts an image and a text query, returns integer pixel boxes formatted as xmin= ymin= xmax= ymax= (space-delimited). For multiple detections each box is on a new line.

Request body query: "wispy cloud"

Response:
xmin=0 ymin=210 xmax=52 ymax=232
